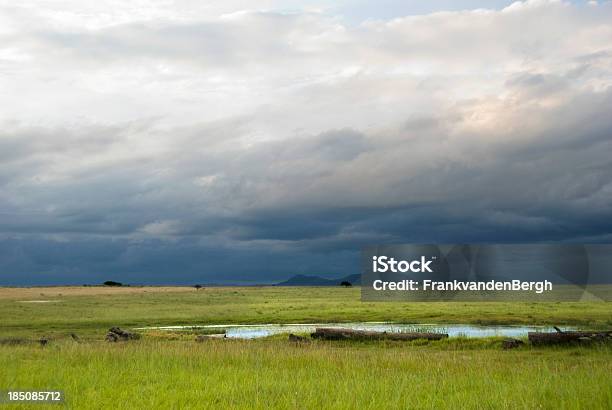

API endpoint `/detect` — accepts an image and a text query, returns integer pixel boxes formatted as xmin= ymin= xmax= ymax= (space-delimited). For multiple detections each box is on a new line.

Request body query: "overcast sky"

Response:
xmin=1 ymin=0 xmax=611 ymax=285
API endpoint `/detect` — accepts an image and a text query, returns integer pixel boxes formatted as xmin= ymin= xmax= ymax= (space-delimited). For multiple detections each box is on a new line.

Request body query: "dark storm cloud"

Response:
xmin=1 ymin=1 xmax=612 ymax=284
xmin=2 ymin=84 xmax=611 ymax=285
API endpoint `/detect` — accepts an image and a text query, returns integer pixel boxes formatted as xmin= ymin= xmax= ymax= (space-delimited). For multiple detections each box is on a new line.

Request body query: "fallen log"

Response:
xmin=528 ymin=330 xmax=612 ymax=346
xmin=311 ymin=327 xmax=448 ymax=341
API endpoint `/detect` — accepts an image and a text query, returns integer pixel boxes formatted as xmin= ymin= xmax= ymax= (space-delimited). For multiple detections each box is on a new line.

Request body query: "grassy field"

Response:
xmin=0 ymin=286 xmax=611 ymax=409
xmin=1 ymin=286 xmax=611 ymax=338
xmin=1 ymin=338 xmax=611 ymax=409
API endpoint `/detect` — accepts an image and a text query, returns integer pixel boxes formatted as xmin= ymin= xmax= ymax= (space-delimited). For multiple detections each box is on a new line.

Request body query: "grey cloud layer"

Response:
xmin=1 ymin=0 xmax=611 ymax=284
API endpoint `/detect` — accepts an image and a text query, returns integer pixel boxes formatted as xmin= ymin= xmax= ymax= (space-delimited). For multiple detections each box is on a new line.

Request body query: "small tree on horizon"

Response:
xmin=340 ymin=281 xmax=352 ymax=287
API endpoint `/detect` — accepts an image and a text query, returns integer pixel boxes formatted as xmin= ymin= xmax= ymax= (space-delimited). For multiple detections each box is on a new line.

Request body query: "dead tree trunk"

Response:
xmin=528 ymin=330 xmax=612 ymax=345
xmin=311 ymin=327 xmax=448 ymax=341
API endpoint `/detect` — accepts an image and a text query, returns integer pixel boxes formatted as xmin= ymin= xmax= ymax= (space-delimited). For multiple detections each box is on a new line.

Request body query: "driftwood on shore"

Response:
xmin=528 ymin=328 xmax=612 ymax=346
xmin=311 ymin=327 xmax=448 ymax=341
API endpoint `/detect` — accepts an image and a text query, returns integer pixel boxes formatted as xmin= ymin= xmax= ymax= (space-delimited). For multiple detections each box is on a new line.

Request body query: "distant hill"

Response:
xmin=276 ymin=273 xmax=360 ymax=286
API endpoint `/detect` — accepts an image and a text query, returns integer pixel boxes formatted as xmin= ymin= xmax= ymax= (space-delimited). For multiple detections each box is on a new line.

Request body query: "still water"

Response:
xmin=137 ymin=322 xmax=571 ymax=339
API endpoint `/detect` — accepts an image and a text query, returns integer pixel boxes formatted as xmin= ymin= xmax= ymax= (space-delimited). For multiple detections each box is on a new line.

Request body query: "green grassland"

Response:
xmin=1 ymin=339 xmax=611 ymax=409
xmin=1 ymin=286 xmax=611 ymax=338
xmin=0 ymin=286 xmax=611 ymax=409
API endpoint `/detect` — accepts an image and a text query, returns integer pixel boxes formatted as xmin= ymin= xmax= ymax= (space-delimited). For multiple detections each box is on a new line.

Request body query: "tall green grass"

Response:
xmin=1 ymin=287 xmax=611 ymax=409
xmin=1 ymin=339 xmax=610 ymax=409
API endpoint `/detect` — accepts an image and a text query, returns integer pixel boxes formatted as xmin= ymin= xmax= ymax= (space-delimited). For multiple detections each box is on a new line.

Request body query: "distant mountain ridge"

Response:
xmin=276 ymin=273 xmax=360 ymax=286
